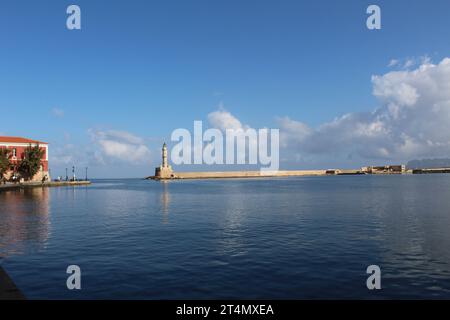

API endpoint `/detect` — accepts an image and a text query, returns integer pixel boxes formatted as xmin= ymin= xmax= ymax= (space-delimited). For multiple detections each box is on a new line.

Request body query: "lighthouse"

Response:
xmin=155 ymin=142 xmax=173 ymax=179
xmin=162 ymin=142 xmax=168 ymax=168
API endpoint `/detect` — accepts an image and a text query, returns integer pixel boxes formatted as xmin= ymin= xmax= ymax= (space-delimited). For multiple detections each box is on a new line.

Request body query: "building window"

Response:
xmin=12 ymin=148 xmax=17 ymax=158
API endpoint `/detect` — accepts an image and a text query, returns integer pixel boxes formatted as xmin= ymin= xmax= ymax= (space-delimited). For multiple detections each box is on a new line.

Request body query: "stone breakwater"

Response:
xmin=147 ymin=170 xmax=329 ymax=180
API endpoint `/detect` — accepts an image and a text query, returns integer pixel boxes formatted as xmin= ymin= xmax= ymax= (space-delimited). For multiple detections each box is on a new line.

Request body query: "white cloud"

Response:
xmin=403 ymin=58 xmax=415 ymax=69
xmin=388 ymin=55 xmax=432 ymax=70
xmin=89 ymin=129 xmax=151 ymax=164
xmin=278 ymin=57 xmax=450 ymax=163
xmin=50 ymin=144 xmax=76 ymax=165
xmin=207 ymin=108 xmax=245 ymax=131
xmin=421 ymin=55 xmax=432 ymax=65
xmin=206 ymin=106 xmax=263 ymax=166
xmin=100 ymin=130 xmax=145 ymax=145
xmin=373 ymin=80 xmax=419 ymax=110
xmin=206 ymin=107 xmax=259 ymax=139
xmin=277 ymin=116 xmax=312 ymax=148
xmin=51 ymin=108 xmax=64 ymax=118
xmin=388 ymin=59 xmax=399 ymax=67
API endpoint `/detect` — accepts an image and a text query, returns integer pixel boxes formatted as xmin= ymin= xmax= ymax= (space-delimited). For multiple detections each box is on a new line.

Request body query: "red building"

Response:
xmin=0 ymin=136 xmax=49 ymax=181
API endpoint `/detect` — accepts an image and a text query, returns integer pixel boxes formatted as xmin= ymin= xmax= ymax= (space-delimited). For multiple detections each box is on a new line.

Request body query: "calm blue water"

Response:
xmin=1 ymin=175 xmax=450 ymax=299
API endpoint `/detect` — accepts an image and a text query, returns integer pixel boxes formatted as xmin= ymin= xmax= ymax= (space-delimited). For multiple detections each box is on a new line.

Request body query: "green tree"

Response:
xmin=18 ymin=144 xmax=45 ymax=181
xmin=0 ymin=148 xmax=10 ymax=181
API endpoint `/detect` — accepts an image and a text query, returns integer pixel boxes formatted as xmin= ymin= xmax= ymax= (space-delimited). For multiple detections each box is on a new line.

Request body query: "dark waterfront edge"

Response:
xmin=0 ymin=266 xmax=25 ymax=300
xmin=0 ymin=181 xmax=91 ymax=192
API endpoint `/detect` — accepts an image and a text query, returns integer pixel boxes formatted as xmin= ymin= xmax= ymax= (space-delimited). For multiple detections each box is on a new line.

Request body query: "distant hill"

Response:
xmin=407 ymin=158 xmax=450 ymax=169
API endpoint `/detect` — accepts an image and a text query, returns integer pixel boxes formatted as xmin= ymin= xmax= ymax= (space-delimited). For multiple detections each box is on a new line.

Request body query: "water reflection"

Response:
xmin=160 ymin=181 xmax=170 ymax=224
xmin=365 ymin=176 xmax=450 ymax=290
xmin=3 ymin=177 xmax=450 ymax=299
xmin=0 ymin=188 xmax=51 ymax=258
xmin=215 ymin=181 xmax=251 ymax=258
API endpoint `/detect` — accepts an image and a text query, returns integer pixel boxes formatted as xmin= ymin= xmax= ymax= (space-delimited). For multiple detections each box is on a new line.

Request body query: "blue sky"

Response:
xmin=1 ymin=0 xmax=450 ymax=178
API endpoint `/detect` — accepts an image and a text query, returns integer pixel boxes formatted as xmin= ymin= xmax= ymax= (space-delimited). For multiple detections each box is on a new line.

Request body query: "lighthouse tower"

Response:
xmin=162 ymin=142 xmax=168 ymax=168
xmin=155 ymin=142 xmax=173 ymax=179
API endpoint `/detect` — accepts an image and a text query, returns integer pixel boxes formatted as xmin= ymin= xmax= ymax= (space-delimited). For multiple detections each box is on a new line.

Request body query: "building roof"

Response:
xmin=0 ymin=136 xmax=48 ymax=144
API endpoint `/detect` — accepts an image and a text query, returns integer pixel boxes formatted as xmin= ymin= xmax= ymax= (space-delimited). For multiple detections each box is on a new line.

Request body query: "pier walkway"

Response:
xmin=0 ymin=180 xmax=91 ymax=192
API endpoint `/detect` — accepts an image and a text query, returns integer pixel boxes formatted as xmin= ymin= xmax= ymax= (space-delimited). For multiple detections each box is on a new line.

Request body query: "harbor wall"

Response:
xmin=152 ymin=170 xmax=327 ymax=180
xmin=0 ymin=180 xmax=91 ymax=192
